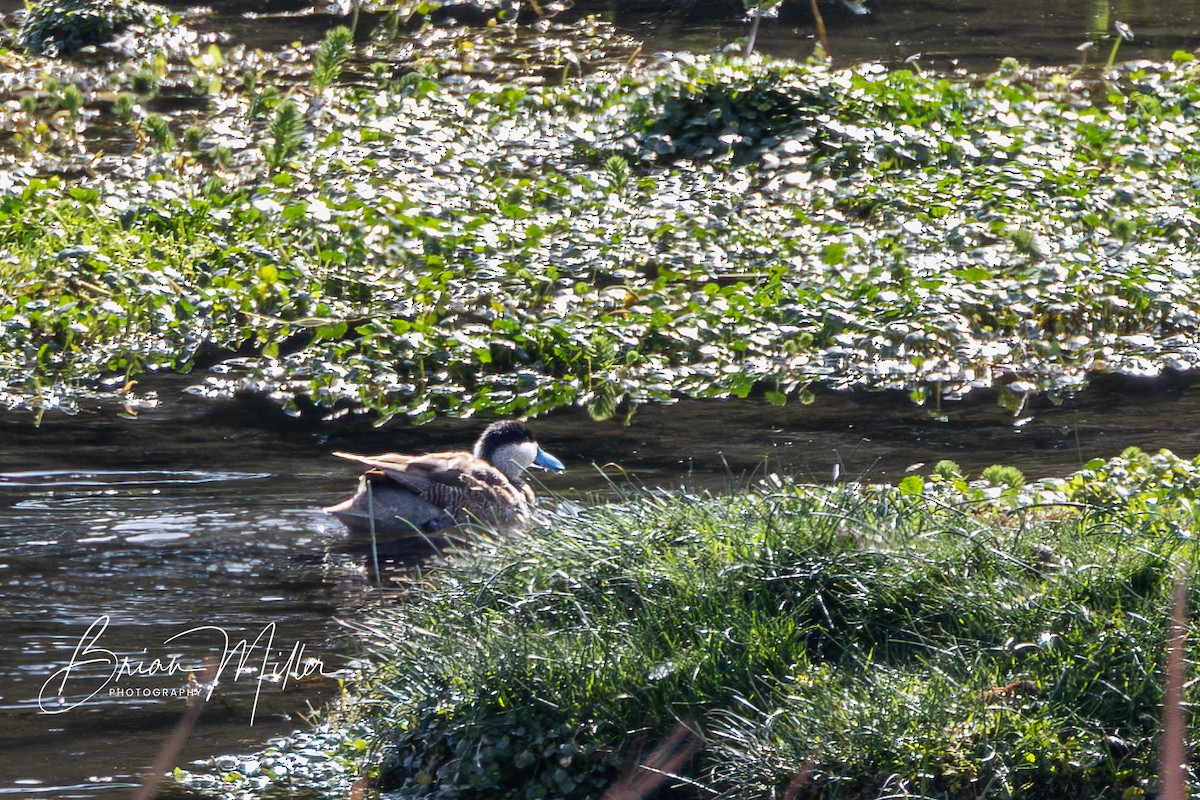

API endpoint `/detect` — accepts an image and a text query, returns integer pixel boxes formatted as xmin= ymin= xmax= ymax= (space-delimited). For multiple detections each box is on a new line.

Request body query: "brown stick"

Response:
xmin=807 ymin=0 xmax=829 ymax=53
xmin=601 ymin=723 xmax=705 ymax=800
xmin=745 ymin=4 xmax=764 ymax=57
xmin=1159 ymin=573 xmax=1189 ymax=800
xmin=130 ymin=662 xmax=216 ymax=800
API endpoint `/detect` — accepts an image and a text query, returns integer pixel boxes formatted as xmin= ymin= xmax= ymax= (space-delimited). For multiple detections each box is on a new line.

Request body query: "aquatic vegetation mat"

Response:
xmin=4 ymin=18 xmax=1200 ymax=418
xmin=172 ymin=722 xmax=373 ymax=799
xmin=178 ymin=448 xmax=1200 ymax=798
xmin=17 ymin=0 xmax=162 ymax=56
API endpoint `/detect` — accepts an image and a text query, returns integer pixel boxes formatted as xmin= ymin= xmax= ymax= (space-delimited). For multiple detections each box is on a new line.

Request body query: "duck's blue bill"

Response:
xmin=534 ymin=448 xmax=565 ymax=472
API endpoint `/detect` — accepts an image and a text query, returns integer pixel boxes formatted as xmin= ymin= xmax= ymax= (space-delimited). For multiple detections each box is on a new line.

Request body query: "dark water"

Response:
xmin=641 ymin=0 xmax=1200 ymax=73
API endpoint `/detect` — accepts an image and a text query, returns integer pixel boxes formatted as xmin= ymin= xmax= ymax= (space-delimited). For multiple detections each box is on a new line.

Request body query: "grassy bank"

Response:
xmin=178 ymin=448 xmax=1200 ymax=798
xmin=5 ymin=11 xmax=1200 ymax=418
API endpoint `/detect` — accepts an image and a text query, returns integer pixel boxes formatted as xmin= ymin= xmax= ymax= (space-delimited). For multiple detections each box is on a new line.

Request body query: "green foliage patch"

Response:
xmin=5 ymin=25 xmax=1200 ymax=420
xmin=17 ymin=0 xmax=157 ymax=56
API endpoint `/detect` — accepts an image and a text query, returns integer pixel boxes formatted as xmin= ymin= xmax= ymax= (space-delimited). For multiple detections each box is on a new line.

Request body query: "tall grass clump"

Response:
xmin=338 ymin=461 xmax=1200 ymax=800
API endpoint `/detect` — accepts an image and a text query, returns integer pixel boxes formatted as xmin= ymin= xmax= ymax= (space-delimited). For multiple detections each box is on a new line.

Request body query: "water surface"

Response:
xmin=0 ymin=403 xmax=374 ymax=798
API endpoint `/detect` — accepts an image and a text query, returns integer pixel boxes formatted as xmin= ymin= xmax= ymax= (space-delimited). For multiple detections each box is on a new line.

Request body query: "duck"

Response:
xmin=322 ymin=420 xmax=565 ymax=542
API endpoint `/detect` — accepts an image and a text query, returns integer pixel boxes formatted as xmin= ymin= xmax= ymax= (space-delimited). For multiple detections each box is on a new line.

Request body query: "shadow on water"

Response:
xmin=622 ymin=0 xmax=1200 ymax=73
xmin=5 ymin=372 xmax=1200 ymax=797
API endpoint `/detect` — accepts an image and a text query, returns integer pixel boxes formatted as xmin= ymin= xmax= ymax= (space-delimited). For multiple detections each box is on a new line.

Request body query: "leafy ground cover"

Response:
xmin=3 ymin=11 xmax=1200 ymax=419
xmin=175 ymin=447 xmax=1200 ymax=798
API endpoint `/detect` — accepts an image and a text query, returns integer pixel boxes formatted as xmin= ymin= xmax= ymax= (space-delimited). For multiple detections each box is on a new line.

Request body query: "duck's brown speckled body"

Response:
xmin=323 ymin=420 xmax=564 ymax=541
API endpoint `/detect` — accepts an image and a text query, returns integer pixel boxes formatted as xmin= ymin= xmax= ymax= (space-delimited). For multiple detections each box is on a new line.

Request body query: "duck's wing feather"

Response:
xmin=332 ymin=450 xmax=523 ymax=520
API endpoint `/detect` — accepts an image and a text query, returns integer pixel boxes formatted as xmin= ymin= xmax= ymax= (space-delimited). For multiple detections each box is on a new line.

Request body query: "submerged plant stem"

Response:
xmin=807 ymin=0 xmax=828 ymax=53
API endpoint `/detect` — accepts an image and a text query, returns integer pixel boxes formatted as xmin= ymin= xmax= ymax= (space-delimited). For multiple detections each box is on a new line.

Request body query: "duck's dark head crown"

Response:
xmin=475 ymin=420 xmax=535 ymax=462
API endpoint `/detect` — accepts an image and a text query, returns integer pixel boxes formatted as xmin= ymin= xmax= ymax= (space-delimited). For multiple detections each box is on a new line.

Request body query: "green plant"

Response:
xmin=310 ymin=26 xmax=354 ymax=93
xmin=266 ymin=99 xmax=305 ymax=168
xmin=7 ymin=32 xmax=1200 ymax=422
xmin=182 ymin=125 xmax=205 ymax=151
xmin=932 ymin=459 xmax=963 ymax=480
xmin=111 ymin=92 xmax=135 ymax=118
xmin=981 ymin=463 xmax=1025 ymax=488
xmin=247 ymin=85 xmax=281 ymax=121
xmin=602 ymin=154 xmax=629 ymax=193
xmin=189 ymin=43 xmax=225 ymax=96
xmin=1108 ymin=21 xmax=1135 ymax=68
xmin=131 ymin=67 xmax=159 ymax=96
xmin=142 ymin=113 xmax=174 ymax=149
xmin=59 ymin=84 xmax=84 ymax=114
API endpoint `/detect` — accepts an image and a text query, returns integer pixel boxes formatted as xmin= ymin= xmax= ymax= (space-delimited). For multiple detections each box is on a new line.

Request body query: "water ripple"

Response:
xmin=0 ymin=470 xmax=271 ymax=487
